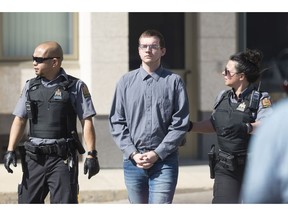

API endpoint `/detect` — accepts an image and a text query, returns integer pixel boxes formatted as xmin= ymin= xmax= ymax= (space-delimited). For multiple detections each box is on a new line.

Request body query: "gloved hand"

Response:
xmin=4 ymin=151 xmax=17 ymax=173
xmin=84 ymin=157 xmax=100 ymax=179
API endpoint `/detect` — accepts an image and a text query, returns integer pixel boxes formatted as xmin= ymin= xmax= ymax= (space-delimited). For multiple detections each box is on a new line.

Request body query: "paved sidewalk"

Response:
xmin=0 ymin=161 xmax=213 ymax=203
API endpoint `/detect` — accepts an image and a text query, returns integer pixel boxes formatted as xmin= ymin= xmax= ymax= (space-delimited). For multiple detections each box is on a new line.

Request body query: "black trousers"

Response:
xmin=212 ymin=163 xmax=245 ymax=204
xmin=18 ymin=153 xmax=78 ymax=204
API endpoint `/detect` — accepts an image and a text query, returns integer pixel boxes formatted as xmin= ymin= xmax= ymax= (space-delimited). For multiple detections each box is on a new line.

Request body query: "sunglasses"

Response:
xmin=32 ymin=56 xmax=60 ymax=64
xmin=224 ymin=68 xmax=238 ymax=77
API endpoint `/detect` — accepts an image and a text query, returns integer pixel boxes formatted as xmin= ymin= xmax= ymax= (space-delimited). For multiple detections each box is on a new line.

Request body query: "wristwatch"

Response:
xmin=129 ymin=151 xmax=139 ymax=160
xmin=87 ymin=150 xmax=98 ymax=158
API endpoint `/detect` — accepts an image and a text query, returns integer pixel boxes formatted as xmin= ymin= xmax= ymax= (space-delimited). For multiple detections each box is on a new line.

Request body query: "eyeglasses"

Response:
xmin=139 ymin=44 xmax=161 ymax=50
xmin=224 ymin=68 xmax=238 ymax=77
xmin=32 ymin=56 xmax=60 ymax=64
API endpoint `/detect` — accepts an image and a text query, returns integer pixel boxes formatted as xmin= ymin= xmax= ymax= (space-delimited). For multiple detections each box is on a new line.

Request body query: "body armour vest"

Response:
xmin=27 ymin=76 xmax=78 ymax=139
xmin=211 ymin=90 xmax=256 ymax=153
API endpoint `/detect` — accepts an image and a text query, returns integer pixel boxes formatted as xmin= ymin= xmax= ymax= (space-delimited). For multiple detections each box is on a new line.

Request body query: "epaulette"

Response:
xmin=58 ymin=75 xmax=78 ymax=90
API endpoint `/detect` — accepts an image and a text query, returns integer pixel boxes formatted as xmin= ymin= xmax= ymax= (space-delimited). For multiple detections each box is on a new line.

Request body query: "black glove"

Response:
xmin=84 ymin=157 xmax=100 ymax=179
xmin=4 ymin=151 xmax=17 ymax=173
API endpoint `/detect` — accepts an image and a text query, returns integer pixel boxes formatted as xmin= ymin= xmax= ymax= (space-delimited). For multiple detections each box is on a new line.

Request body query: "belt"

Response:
xmin=24 ymin=138 xmax=68 ymax=155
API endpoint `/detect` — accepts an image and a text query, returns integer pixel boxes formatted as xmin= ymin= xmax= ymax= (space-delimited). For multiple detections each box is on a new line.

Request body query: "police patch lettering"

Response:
xmin=82 ymin=85 xmax=91 ymax=98
xmin=54 ymin=89 xmax=62 ymax=100
xmin=236 ymin=102 xmax=246 ymax=112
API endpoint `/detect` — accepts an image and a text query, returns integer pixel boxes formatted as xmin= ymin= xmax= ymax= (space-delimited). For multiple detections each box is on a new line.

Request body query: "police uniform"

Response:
xmin=210 ymin=85 xmax=272 ymax=203
xmin=14 ymin=68 xmax=96 ymax=203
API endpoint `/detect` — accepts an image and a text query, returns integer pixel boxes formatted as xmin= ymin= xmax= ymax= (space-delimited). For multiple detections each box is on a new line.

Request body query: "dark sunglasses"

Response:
xmin=224 ymin=68 xmax=238 ymax=77
xmin=32 ymin=56 xmax=60 ymax=63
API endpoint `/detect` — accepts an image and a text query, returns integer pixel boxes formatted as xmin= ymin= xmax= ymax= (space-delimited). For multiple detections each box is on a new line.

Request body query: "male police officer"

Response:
xmin=3 ymin=41 xmax=100 ymax=203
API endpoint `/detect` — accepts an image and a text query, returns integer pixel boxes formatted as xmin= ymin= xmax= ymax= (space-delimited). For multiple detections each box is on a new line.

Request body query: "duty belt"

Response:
xmin=24 ymin=138 xmax=69 ymax=155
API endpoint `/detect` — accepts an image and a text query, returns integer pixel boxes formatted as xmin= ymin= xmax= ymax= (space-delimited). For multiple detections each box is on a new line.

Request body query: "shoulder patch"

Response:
xmin=262 ymin=98 xmax=272 ymax=108
xmin=82 ymin=85 xmax=91 ymax=98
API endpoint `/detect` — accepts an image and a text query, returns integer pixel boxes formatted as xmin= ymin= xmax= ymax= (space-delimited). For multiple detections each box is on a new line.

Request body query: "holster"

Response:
xmin=18 ymin=145 xmax=27 ymax=173
xmin=208 ymin=144 xmax=216 ymax=179
xmin=71 ymin=131 xmax=85 ymax=155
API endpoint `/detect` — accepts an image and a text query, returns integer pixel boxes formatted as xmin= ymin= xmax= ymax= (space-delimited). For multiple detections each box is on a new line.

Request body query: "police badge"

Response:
xmin=236 ymin=102 xmax=246 ymax=112
xmin=54 ymin=89 xmax=62 ymax=100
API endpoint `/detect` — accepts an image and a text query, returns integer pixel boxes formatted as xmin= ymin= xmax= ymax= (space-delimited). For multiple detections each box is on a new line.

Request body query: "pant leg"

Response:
xmin=69 ymin=154 xmax=79 ymax=203
xmin=18 ymin=155 xmax=49 ymax=204
xmin=148 ymin=151 xmax=179 ymax=204
xmin=124 ymin=151 xmax=179 ymax=204
xmin=212 ymin=163 xmax=244 ymax=204
xmin=46 ymin=155 xmax=76 ymax=204
xmin=124 ymin=159 xmax=149 ymax=203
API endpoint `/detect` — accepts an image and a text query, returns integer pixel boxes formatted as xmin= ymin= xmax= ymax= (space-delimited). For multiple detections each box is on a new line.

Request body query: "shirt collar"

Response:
xmin=231 ymin=85 xmax=254 ymax=102
xmin=57 ymin=68 xmax=69 ymax=81
xmin=140 ymin=65 xmax=163 ymax=81
xmin=41 ymin=68 xmax=68 ymax=85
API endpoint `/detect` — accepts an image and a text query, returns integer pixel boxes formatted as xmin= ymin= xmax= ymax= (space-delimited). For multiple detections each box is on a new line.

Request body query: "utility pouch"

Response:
xmin=235 ymin=151 xmax=247 ymax=166
xmin=24 ymin=141 xmax=38 ymax=153
xmin=25 ymin=150 xmax=40 ymax=161
xmin=218 ymin=150 xmax=236 ymax=171
xmin=55 ymin=138 xmax=68 ymax=159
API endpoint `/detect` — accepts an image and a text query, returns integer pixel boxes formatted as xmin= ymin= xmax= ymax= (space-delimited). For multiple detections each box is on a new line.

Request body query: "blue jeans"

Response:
xmin=123 ymin=151 xmax=179 ymax=204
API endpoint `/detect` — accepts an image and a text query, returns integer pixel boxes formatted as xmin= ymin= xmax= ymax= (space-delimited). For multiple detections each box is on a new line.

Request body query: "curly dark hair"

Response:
xmin=230 ymin=49 xmax=263 ymax=83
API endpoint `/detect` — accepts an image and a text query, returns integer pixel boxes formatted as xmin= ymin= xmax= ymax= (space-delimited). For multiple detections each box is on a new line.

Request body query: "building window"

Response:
xmin=0 ymin=12 xmax=78 ymax=61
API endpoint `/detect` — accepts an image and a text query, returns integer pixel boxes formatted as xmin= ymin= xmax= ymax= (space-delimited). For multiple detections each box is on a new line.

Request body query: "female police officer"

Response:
xmin=189 ymin=49 xmax=272 ymax=203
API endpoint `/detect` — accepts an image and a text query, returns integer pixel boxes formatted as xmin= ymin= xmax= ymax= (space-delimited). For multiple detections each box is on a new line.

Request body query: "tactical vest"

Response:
xmin=211 ymin=90 xmax=256 ymax=153
xmin=26 ymin=75 xmax=78 ymax=139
